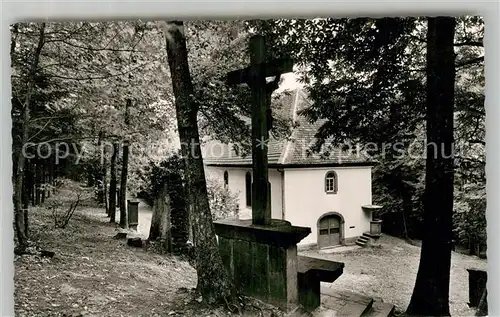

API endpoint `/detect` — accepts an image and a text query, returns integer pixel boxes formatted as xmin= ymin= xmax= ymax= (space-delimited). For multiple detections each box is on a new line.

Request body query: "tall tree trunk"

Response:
xmin=45 ymin=163 xmax=51 ymax=198
xmin=163 ymin=20 xmax=235 ymax=304
xmin=49 ymin=160 xmax=54 ymax=194
xmin=119 ymin=140 xmax=129 ymax=229
xmin=109 ymin=142 xmax=119 ymax=223
xmin=52 ymin=162 xmax=57 ymax=185
xmin=118 ymin=99 xmax=132 ymax=228
xmin=401 ymin=184 xmax=412 ymax=240
xmin=97 ymin=130 xmax=105 ymax=204
xmin=35 ymin=160 xmax=42 ymax=205
xmin=30 ymin=163 xmax=35 ymax=206
xmin=406 ymin=17 xmax=456 ymax=316
xmin=40 ymin=161 xmax=46 ymax=204
xmin=103 ymin=157 xmax=109 ymax=215
xmin=22 ymin=165 xmax=31 ymax=237
xmin=13 ymin=22 xmax=45 ymax=251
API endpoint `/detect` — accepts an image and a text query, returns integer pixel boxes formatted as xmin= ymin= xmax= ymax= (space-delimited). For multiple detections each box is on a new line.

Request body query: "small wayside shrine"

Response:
xmin=213 ymin=35 xmax=346 ymax=314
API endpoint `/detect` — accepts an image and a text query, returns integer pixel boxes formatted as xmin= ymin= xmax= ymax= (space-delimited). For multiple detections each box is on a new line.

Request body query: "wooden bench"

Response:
xmin=297 ymin=255 xmax=345 ymax=310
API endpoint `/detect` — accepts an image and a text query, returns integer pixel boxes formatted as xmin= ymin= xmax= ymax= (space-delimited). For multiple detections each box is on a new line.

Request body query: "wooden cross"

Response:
xmin=226 ymin=35 xmax=294 ymax=226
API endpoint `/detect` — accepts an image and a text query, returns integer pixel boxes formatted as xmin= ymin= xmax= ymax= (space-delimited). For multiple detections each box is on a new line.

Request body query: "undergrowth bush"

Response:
xmin=143 ymin=152 xmax=239 ymax=221
xmin=453 ymin=183 xmax=487 ymax=247
xmin=45 ymin=179 xmax=92 ymax=229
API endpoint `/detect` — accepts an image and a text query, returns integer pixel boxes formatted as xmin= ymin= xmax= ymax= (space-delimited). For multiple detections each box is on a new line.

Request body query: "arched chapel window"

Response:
xmin=325 ymin=171 xmax=338 ymax=194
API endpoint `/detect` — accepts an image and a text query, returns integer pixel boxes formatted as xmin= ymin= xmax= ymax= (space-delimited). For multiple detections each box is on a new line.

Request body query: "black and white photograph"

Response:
xmin=11 ymin=16 xmax=486 ymax=316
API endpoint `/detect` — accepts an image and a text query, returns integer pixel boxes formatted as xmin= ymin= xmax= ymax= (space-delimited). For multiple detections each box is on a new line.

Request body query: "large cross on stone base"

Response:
xmin=215 ymin=39 xmax=311 ymax=310
xmin=226 ymin=35 xmax=293 ymax=226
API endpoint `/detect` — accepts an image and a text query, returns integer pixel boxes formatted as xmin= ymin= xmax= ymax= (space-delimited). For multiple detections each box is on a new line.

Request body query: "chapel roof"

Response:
xmin=203 ymin=88 xmax=374 ymax=168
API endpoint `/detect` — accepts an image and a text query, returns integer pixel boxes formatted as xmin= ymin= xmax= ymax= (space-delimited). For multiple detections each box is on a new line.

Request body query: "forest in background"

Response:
xmin=11 ymin=17 xmax=485 ymax=315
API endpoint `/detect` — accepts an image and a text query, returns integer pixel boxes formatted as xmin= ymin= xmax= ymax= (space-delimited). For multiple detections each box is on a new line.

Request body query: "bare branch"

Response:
xmin=456 ymin=106 xmax=485 ymax=116
xmin=44 ymin=23 xmax=87 ymax=43
xmin=102 ymin=23 xmax=122 ymax=49
xmin=409 ymin=34 xmax=426 ymax=43
xmin=50 ymin=39 xmax=149 ymax=53
xmin=468 ymin=139 xmax=486 ymax=146
xmin=456 ymin=156 xmax=485 ymax=165
xmin=28 ymin=118 xmax=53 ymax=142
xmin=456 ymin=56 xmax=484 ymax=68
xmin=44 ymin=55 xmax=165 ymax=81
xmin=454 ymin=40 xmax=483 ymax=47
xmin=29 ymin=114 xmax=84 ymax=122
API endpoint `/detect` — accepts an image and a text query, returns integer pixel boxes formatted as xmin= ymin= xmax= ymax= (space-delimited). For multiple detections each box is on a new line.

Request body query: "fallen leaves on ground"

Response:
xmin=14 ymin=193 xmax=282 ymax=317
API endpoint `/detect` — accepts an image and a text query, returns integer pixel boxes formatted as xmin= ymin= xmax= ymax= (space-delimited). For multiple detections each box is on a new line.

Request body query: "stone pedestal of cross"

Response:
xmin=226 ymin=35 xmax=293 ymax=226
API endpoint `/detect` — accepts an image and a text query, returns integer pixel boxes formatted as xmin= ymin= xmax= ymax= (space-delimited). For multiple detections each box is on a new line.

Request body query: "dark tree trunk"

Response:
xmin=35 ymin=161 xmax=42 ymax=206
xmin=52 ymin=163 xmax=57 ymax=184
xmin=13 ymin=23 xmax=46 ymax=251
xmin=40 ymin=161 xmax=46 ymax=204
xmin=30 ymin=164 xmax=35 ymax=206
xmin=119 ymin=141 xmax=129 ymax=229
xmin=49 ymin=160 xmax=54 ymax=194
xmin=400 ymin=184 xmax=412 ymax=240
xmin=406 ymin=17 xmax=456 ymax=316
xmin=97 ymin=130 xmax=106 ymax=205
xmin=22 ymin=166 xmax=30 ymax=237
xmin=24 ymin=162 xmax=33 ymax=208
xmin=469 ymin=236 xmax=476 ymax=256
xmin=103 ymin=157 xmax=109 ymax=215
xmin=109 ymin=142 xmax=119 ymax=223
xmin=45 ymin=163 xmax=51 ymax=198
xmin=163 ymin=20 xmax=235 ymax=304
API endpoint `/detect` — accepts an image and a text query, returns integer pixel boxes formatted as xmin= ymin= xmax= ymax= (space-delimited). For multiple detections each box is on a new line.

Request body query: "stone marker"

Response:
xmin=127 ymin=237 xmax=143 ymax=248
xmin=116 ymin=187 xmax=121 ymax=209
xmin=127 ymin=200 xmax=139 ymax=231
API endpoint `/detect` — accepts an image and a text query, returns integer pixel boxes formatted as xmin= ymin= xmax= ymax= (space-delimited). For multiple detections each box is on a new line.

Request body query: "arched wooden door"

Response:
xmin=318 ymin=214 xmax=342 ymax=248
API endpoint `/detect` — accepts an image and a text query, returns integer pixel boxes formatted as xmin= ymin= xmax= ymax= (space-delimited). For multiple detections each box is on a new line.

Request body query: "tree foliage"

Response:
xmin=249 ymin=17 xmax=485 ymax=244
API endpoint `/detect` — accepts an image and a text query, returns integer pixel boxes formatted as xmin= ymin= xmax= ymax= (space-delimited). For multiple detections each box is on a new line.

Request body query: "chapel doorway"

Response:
xmin=318 ymin=214 xmax=343 ymax=248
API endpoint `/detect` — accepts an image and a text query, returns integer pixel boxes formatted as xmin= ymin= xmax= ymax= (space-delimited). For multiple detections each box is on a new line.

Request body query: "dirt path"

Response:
xmin=15 ymin=203 xmax=199 ymax=317
xmin=14 ymin=192 xmax=279 ymax=317
xmin=301 ymin=235 xmax=487 ymax=316
xmin=16 ymin=186 xmax=482 ymax=316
